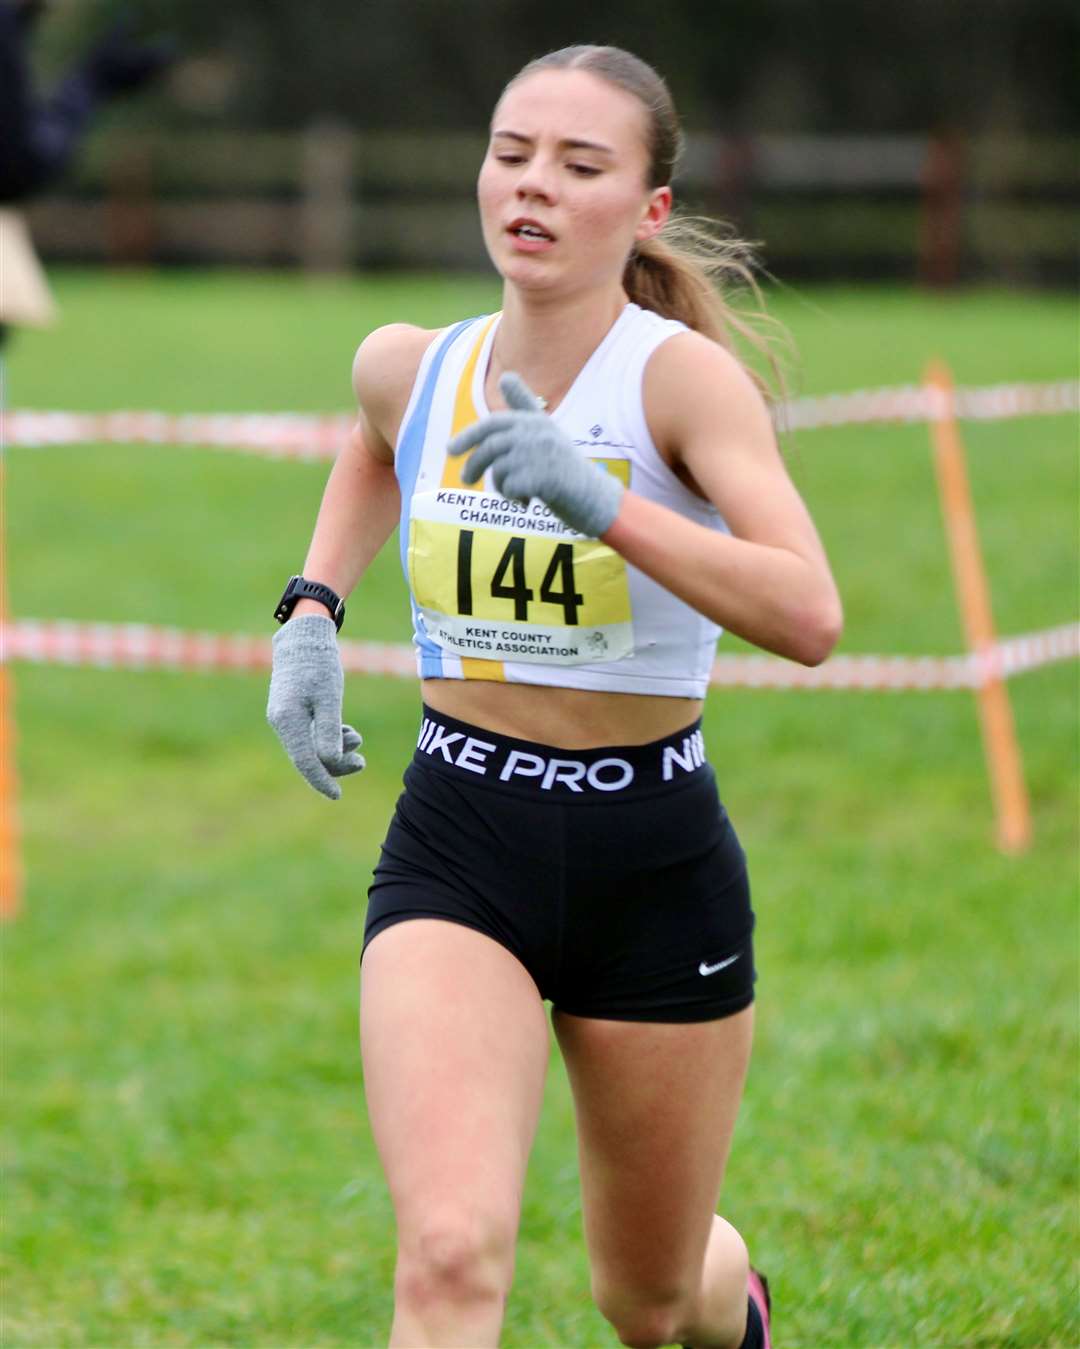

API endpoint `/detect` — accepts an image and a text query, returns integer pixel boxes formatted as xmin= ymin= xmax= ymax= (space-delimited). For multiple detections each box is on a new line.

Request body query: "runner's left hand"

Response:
xmin=448 ymin=372 xmax=624 ymax=538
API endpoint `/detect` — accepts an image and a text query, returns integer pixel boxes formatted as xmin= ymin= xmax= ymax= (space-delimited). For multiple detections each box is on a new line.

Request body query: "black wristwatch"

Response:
xmin=274 ymin=575 xmax=346 ymax=631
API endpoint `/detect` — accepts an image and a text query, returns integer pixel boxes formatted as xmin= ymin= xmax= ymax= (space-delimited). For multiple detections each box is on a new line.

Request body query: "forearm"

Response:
xmin=602 ymin=491 xmax=842 ymax=666
xmin=298 ymin=432 xmax=400 ymax=600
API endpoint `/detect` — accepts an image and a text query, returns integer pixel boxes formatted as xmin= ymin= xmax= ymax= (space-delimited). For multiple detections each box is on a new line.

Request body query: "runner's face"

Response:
xmin=478 ymin=70 xmax=671 ymax=295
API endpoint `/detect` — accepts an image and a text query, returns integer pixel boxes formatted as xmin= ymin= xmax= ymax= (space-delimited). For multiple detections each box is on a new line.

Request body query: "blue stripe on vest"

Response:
xmin=395 ymin=318 xmax=477 ymax=679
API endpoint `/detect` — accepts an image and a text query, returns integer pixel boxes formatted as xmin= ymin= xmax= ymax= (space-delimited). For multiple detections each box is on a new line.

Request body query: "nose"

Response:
xmin=515 ymin=155 xmax=557 ymax=204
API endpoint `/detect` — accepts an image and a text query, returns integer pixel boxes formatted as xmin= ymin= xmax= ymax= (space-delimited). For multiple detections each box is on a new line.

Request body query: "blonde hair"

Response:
xmin=504 ymin=45 xmax=789 ymax=401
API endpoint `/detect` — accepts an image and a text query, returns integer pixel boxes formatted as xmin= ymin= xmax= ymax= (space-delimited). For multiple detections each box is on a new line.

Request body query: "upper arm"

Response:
xmin=644 ymin=332 xmax=831 ymax=571
xmin=350 ymin=322 xmax=437 ymax=465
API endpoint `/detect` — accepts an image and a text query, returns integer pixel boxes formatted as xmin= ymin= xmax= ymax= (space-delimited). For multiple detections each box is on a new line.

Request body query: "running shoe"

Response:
xmin=680 ymin=1267 xmax=771 ymax=1349
xmin=748 ymin=1267 xmax=772 ymax=1348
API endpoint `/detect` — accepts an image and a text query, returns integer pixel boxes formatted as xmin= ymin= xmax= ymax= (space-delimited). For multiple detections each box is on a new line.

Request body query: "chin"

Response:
xmin=492 ymin=253 xmax=562 ymax=291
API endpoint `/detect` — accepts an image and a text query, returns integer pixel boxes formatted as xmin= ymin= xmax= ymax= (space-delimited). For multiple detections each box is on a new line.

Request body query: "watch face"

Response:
xmin=274 ymin=577 xmax=302 ymax=623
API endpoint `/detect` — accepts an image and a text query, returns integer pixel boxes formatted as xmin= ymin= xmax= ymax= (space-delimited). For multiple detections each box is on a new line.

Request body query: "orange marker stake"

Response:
xmin=0 ymin=455 xmax=22 ymax=917
xmin=0 ymin=665 xmax=21 ymax=919
xmin=927 ymin=359 xmax=1032 ymax=853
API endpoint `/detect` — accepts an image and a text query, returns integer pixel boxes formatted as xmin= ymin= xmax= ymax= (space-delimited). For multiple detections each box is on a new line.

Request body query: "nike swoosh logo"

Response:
xmin=699 ymin=953 xmax=741 ymax=977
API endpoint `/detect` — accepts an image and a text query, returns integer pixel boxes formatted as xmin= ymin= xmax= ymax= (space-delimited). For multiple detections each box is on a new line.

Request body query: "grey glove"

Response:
xmin=266 ymin=614 xmax=364 ymax=800
xmin=447 ymin=372 xmax=625 ymax=538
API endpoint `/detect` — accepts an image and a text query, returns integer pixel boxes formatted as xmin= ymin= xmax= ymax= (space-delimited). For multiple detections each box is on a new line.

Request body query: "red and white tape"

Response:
xmin=4 ymin=380 xmax=1076 ymax=458
xmin=3 ymin=409 xmax=353 ymax=460
xmin=3 ymin=619 xmax=1076 ymax=692
xmin=782 ymin=379 xmax=1078 ymax=431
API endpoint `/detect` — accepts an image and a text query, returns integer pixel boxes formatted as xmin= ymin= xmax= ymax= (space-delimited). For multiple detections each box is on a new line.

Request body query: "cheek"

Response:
xmin=476 ymin=161 xmax=504 ymax=219
xmin=577 ymin=186 xmax=644 ymax=248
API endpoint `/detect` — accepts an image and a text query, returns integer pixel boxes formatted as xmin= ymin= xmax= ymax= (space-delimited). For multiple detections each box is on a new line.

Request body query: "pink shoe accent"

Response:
xmin=748 ymin=1268 xmax=772 ymax=1349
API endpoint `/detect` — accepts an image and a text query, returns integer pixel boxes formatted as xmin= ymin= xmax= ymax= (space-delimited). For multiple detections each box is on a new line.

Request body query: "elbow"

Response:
xmin=788 ymin=593 xmax=844 ymax=667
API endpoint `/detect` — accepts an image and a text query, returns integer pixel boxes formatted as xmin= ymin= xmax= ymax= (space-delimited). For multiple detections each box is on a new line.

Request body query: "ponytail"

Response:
xmin=623 ymin=215 xmax=790 ymax=403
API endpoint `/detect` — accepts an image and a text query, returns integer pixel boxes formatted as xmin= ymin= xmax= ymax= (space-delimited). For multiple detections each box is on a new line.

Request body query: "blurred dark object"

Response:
xmin=12 ymin=0 xmax=45 ymax=33
xmin=87 ymin=18 xmax=176 ymax=98
xmin=0 ymin=1 xmax=176 ymax=202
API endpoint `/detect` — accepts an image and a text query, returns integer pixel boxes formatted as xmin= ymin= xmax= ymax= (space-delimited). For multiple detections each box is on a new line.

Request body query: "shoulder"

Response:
xmin=352 ymin=323 xmax=440 ymax=421
xmin=643 ymin=329 xmax=775 ymax=466
xmin=351 ymin=323 xmax=444 ymax=456
xmin=644 ymin=327 xmax=760 ymax=396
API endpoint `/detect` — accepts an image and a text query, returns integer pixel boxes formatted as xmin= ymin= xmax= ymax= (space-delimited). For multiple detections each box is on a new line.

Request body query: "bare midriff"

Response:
xmin=420 ymin=678 xmax=703 ymax=750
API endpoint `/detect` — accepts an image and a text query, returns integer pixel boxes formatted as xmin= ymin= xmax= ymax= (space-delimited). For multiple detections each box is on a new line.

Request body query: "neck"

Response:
xmin=488 ymin=282 xmax=629 ymax=412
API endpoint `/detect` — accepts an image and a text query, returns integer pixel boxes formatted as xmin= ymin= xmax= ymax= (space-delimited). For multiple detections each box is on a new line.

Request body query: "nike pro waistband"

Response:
xmin=412 ymin=705 xmax=709 ymax=798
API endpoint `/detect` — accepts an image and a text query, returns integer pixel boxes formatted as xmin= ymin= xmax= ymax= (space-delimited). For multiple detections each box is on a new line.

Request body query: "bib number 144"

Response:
xmin=457 ymin=530 xmax=585 ymax=626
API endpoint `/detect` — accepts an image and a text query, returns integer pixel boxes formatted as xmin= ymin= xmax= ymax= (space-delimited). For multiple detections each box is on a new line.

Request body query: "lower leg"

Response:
xmin=676 ymin=1216 xmax=751 ymax=1349
xmin=552 ymin=1008 xmax=756 ymax=1349
xmin=390 ymin=1221 xmax=512 ymax=1347
xmin=391 ymin=1287 xmax=505 ymax=1348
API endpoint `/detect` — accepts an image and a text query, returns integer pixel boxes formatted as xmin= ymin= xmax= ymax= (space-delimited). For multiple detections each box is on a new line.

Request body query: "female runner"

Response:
xmin=268 ymin=44 xmax=841 ymax=1349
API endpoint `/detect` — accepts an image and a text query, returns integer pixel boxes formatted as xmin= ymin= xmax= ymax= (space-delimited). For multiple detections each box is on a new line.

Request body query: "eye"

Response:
xmin=495 ymin=152 xmax=526 ymax=165
xmin=568 ymin=163 xmax=602 ymax=177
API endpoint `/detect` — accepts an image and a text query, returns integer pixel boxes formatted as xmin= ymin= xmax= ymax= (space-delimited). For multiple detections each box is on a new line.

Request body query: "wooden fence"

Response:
xmin=24 ymin=127 xmax=1078 ymax=283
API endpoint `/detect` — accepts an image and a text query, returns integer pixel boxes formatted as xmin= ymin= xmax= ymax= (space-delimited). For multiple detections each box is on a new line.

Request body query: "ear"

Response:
xmin=634 ymin=186 xmax=672 ymax=244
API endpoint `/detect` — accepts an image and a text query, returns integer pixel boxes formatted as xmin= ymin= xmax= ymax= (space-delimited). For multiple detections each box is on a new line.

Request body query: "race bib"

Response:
xmin=408 ymin=486 xmax=633 ymax=665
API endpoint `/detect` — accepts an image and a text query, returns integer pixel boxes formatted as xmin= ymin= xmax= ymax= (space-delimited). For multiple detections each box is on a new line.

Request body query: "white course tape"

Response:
xmin=3 ymin=619 xmax=1076 ymax=692
xmin=5 ymin=380 xmax=1076 ymax=457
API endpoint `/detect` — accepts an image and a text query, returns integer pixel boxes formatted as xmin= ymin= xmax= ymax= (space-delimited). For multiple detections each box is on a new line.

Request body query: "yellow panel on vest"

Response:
xmin=593 ymin=458 xmax=631 ymax=488
xmin=459 ymin=657 xmax=507 ymax=682
xmin=441 ymin=316 xmax=498 ymax=490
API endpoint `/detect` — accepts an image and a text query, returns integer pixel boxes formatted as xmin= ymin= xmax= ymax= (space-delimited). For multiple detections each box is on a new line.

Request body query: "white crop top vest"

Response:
xmin=394 ymin=302 xmax=729 ymax=698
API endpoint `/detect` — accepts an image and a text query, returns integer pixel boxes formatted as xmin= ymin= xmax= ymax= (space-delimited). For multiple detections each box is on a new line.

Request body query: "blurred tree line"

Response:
xmin=37 ymin=0 xmax=1080 ymax=136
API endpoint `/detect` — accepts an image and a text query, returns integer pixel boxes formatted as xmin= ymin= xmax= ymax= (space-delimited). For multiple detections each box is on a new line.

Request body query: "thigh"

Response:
xmin=361 ymin=918 xmax=551 ymax=1238
xmin=552 ymin=1005 xmax=754 ymax=1294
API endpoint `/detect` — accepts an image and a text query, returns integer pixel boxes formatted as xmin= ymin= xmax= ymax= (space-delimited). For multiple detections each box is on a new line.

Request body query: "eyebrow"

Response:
xmin=491 ymin=129 xmax=616 ymax=156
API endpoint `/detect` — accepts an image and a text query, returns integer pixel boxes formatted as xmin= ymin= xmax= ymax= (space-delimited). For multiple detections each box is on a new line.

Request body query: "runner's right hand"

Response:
xmin=266 ymin=615 xmax=364 ymax=800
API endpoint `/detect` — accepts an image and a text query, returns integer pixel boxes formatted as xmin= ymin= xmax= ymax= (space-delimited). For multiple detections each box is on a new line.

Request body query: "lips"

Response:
xmin=507 ymin=217 xmax=556 ymax=242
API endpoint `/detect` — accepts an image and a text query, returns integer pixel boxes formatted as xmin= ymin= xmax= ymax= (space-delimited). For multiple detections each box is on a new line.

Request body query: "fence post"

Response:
xmin=918 ymin=130 xmax=964 ymax=288
xmin=300 ymin=121 xmax=354 ymax=273
xmin=714 ymin=132 xmax=755 ymax=239
xmin=106 ymin=135 xmax=156 ymax=265
xmin=926 ymin=359 xmax=1032 ymax=853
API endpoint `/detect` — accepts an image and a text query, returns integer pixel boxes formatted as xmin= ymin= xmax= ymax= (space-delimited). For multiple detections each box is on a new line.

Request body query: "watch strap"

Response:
xmin=274 ymin=575 xmax=346 ymax=631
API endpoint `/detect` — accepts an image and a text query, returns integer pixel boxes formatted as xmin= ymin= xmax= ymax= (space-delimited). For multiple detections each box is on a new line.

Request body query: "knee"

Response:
xmin=395 ymin=1210 xmax=516 ymax=1313
xmin=594 ymin=1282 xmax=690 ymax=1349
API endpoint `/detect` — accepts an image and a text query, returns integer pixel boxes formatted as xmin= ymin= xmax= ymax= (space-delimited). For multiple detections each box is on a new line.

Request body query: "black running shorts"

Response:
xmin=363 ymin=706 xmax=755 ymax=1022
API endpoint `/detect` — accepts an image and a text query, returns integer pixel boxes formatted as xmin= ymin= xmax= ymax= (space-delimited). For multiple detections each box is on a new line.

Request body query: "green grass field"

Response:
xmin=3 ymin=271 xmax=1078 ymax=1348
